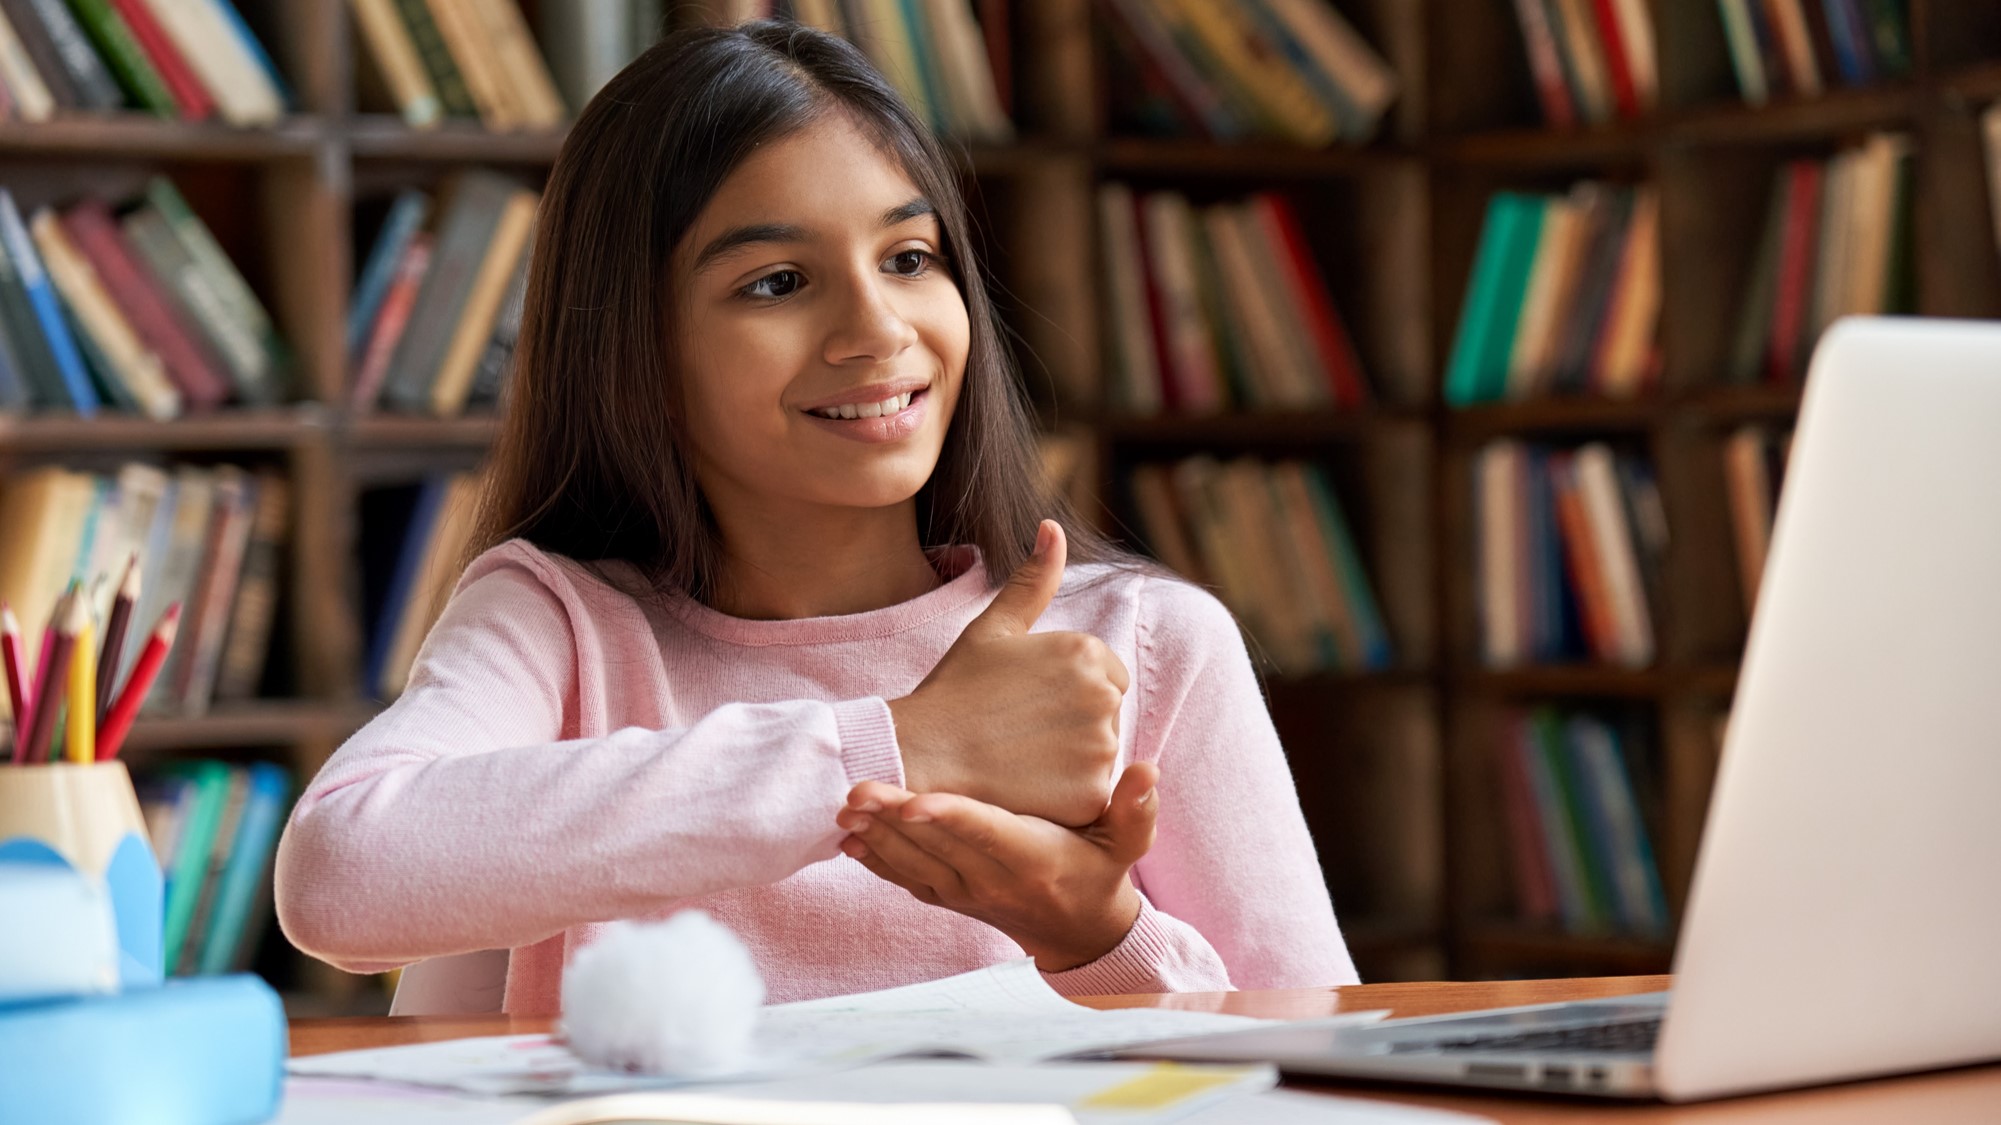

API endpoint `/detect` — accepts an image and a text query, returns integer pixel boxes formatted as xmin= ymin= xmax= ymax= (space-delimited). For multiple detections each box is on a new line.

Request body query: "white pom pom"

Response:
xmin=559 ymin=912 xmax=766 ymax=1077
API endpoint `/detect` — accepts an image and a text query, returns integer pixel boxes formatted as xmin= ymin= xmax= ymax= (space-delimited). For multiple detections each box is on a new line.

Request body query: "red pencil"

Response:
xmin=22 ymin=590 xmax=78 ymax=765
xmin=2 ymin=604 xmax=24 ymax=762
xmin=96 ymin=602 xmax=180 ymax=763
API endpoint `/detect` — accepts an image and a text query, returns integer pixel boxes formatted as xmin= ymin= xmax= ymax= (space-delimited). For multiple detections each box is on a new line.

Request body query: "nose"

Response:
xmin=822 ymin=267 xmax=919 ymax=366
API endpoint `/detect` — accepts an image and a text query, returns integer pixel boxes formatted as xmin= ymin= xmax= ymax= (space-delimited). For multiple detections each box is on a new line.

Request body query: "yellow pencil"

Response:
xmin=66 ymin=598 xmax=94 ymax=765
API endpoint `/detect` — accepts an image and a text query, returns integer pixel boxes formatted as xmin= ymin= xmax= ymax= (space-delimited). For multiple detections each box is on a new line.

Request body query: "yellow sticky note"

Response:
xmin=1078 ymin=1063 xmax=1251 ymax=1111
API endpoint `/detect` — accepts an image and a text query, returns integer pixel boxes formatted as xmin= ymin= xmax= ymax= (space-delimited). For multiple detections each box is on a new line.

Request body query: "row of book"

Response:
xmin=360 ymin=472 xmax=479 ymax=700
xmin=1475 ymin=440 xmax=1665 ymax=670
xmin=0 ymin=461 xmax=287 ymax=717
xmin=1723 ymin=424 xmax=1792 ymax=615
xmin=351 ymin=0 xmax=564 ymax=130
xmin=1100 ymin=0 xmax=1395 ymax=146
xmin=1128 ymin=456 xmax=1391 ymax=675
xmin=0 ymin=0 xmax=283 ymax=124
xmin=710 ymin=1 xmax=1012 ymax=142
xmin=1445 ymin=183 xmax=1660 ymax=406
xmin=1493 ymin=706 xmax=1668 ymax=938
xmin=1098 ymin=185 xmax=1370 ymax=415
xmin=1508 ymin=0 xmax=1658 ymax=127
xmin=1716 ymin=0 xmax=1911 ymax=105
xmin=1727 ymin=132 xmax=1913 ymax=388
xmin=0 ymin=176 xmax=287 ymax=417
xmin=350 ymin=171 xmax=536 ymax=417
xmin=136 ymin=759 xmax=291 ymax=977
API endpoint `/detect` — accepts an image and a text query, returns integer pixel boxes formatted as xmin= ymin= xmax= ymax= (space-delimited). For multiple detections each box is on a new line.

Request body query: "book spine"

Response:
xmin=0 ymin=6 xmax=56 ymax=119
xmin=352 ymin=234 xmax=432 ymax=411
xmin=467 ymin=0 xmax=565 ymax=127
xmin=1259 ymin=193 xmax=1370 ymax=408
xmin=120 ymin=207 xmax=270 ymax=402
xmin=111 ymin=0 xmax=212 ymax=119
xmin=62 ymin=199 xmax=231 ymax=410
xmin=63 ymin=0 xmax=177 ymax=114
xmin=214 ymin=472 xmax=286 ymax=701
xmin=428 ymin=189 xmax=537 ymax=417
xmin=392 ymin=0 xmax=476 ymax=117
xmin=0 ymin=190 xmax=96 ymax=413
xmin=33 ymin=207 xmax=181 ymax=419
xmin=0 ymin=0 xmax=78 ymax=108
xmin=1510 ymin=0 xmax=1577 ymax=126
xmin=144 ymin=176 xmax=288 ymax=403
xmin=1715 ymin=0 xmax=1770 ymax=103
xmin=347 ymin=190 xmax=431 ymax=353
xmin=143 ymin=0 xmax=283 ymax=126
xmin=22 ymin=0 xmax=119 ymax=107
xmin=425 ymin=0 xmax=515 ymax=127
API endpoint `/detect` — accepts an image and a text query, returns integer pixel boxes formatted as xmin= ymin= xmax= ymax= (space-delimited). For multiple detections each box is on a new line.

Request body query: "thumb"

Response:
xmin=1098 ymin=761 xmax=1159 ymax=866
xmin=964 ymin=519 xmax=1065 ymax=640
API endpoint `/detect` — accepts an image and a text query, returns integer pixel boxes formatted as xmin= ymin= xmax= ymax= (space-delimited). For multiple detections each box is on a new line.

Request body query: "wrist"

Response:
xmin=888 ymin=694 xmax=961 ymax=795
xmin=1029 ymin=881 xmax=1143 ymax=973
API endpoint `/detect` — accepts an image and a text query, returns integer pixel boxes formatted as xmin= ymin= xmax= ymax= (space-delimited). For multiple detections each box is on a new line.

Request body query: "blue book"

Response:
xmin=366 ymin=476 xmax=450 ymax=695
xmin=348 ymin=191 xmax=432 ymax=354
xmin=1821 ymin=0 xmax=1875 ymax=85
xmin=0 ymin=191 xmax=95 ymax=414
xmin=195 ymin=763 xmax=290 ymax=975
xmin=0 ymin=974 xmax=284 ymax=1125
xmin=208 ymin=0 xmax=294 ymax=106
xmin=1516 ymin=710 xmax=1597 ymax=931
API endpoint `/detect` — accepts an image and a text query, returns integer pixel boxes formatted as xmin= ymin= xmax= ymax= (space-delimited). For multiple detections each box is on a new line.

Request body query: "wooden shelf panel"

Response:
xmin=0 ymin=114 xmax=326 ymax=160
xmin=89 ymin=700 xmax=371 ymax=759
xmin=1445 ymin=397 xmax=1661 ymax=440
xmin=0 ymin=410 xmax=325 ymax=451
xmin=346 ymin=415 xmax=501 ymax=448
xmin=1102 ymin=409 xmax=1417 ymax=447
xmin=1452 ymin=665 xmax=1666 ymax=699
xmin=345 ymin=117 xmax=568 ymax=163
xmin=1094 ymin=137 xmax=1405 ymax=179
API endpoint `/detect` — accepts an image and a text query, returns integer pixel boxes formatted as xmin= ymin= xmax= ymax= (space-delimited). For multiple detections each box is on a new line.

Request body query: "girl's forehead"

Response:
xmin=692 ymin=116 xmax=928 ymax=237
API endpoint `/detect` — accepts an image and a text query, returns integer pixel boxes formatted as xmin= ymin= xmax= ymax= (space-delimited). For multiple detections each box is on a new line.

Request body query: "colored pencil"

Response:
xmin=96 ymin=603 xmax=180 ymax=763
xmin=18 ymin=610 xmax=53 ymax=761
xmin=2 ymin=605 xmax=24 ymax=762
xmin=97 ymin=556 xmax=138 ymax=720
xmin=22 ymin=590 xmax=77 ymax=765
xmin=65 ymin=599 xmax=93 ymax=764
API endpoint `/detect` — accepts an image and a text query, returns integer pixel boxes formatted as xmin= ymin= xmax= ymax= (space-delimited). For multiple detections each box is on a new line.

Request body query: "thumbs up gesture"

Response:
xmin=888 ymin=520 xmax=1129 ymax=827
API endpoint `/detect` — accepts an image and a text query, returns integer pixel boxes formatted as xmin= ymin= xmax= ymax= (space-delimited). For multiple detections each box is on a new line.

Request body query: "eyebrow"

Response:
xmin=691 ymin=197 xmax=939 ymax=274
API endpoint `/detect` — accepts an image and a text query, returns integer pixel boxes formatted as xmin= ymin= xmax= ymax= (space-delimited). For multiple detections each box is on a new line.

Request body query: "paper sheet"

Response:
xmin=287 ymin=959 xmax=1385 ymax=1097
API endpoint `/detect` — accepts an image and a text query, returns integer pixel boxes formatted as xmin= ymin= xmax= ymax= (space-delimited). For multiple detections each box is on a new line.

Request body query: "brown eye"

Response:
xmin=744 ymin=270 xmax=802 ymax=299
xmin=888 ymin=250 xmax=932 ymax=276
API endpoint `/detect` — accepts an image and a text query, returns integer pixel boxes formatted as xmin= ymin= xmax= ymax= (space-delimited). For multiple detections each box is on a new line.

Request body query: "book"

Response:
xmin=115 ymin=0 xmax=212 ymax=119
xmin=213 ymin=471 xmax=286 ymax=701
xmin=152 ymin=758 xmax=232 ymax=972
xmin=1446 ymin=193 xmax=1545 ymax=407
xmin=30 ymin=206 xmax=181 ymax=420
xmin=173 ymin=466 xmax=254 ymax=714
xmin=393 ymin=0 xmax=476 ymax=118
xmin=0 ymin=5 xmax=55 ymax=119
xmin=349 ymin=190 xmax=433 ymax=355
xmin=194 ymin=761 xmax=289 ymax=974
xmin=534 ymin=0 xmax=639 ymax=113
xmin=352 ymin=233 xmax=432 ymax=411
xmin=0 ymin=189 xmax=98 ymax=413
xmin=377 ymin=472 xmax=479 ymax=696
xmin=139 ymin=176 xmax=289 ymax=403
xmin=64 ymin=0 xmax=176 ymax=113
xmin=466 ymin=0 xmax=565 ymax=127
xmin=61 ymin=198 xmax=231 ymax=411
xmin=427 ymin=186 xmax=538 ymax=416
xmin=0 ymin=0 xmax=79 ymax=109
xmin=363 ymin=475 xmax=449 ymax=696
xmin=353 ymin=0 xmax=443 ymax=126
xmin=380 ymin=171 xmax=517 ymax=413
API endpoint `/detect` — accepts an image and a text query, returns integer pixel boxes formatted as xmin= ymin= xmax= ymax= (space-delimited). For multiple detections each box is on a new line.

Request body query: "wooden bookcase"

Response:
xmin=16 ymin=0 xmax=1999 ymax=1009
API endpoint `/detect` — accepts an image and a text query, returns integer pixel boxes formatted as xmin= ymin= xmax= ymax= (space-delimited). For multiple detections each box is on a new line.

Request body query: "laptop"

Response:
xmin=1122 ymin=317 xmax=2001 ymax=1102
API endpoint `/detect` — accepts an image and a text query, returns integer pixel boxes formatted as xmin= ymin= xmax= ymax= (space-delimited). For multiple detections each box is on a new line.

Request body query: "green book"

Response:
xmin=392 ymin=0 xmax=477 ymax=119
xmin=1535 ymin=711 xmax=1612 ymax=931
xmin=1301 ymin=464 xmax=1392 ymax=669
xmin=894 ymin=0 xmax=947 ymax=131
xmin=143 ymin=177 xmax=291 ymax=404
xmin=1445 ymin=193 xmax=1546 ymax=407
xmin=62 ymin=0 xmax=175 ymax=116
xmin=154 ymin=760 xmax=235 ymax=974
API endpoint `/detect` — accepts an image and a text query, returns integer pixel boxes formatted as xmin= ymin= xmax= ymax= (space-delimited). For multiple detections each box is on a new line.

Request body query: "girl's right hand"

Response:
xmin=887 ymin=521 xmax=1129 ymax=828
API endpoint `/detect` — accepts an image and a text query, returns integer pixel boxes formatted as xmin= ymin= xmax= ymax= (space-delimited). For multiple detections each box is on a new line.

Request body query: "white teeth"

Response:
xmin=811 ymin=392 xmax=915 ymax=420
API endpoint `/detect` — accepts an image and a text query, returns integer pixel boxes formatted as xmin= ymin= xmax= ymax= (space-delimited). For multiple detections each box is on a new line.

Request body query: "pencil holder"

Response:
xmin=0 ymin=761 xmax=163 ymax=988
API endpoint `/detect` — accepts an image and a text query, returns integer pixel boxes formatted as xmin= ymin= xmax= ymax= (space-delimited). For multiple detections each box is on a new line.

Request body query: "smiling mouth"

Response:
xmin=805 ymin=388 xmax=924 ymax=420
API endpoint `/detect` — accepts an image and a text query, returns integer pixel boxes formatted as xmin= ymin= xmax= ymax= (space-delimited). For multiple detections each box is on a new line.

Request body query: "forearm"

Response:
xmin=276 ymin=697 xmax=900 ymax=971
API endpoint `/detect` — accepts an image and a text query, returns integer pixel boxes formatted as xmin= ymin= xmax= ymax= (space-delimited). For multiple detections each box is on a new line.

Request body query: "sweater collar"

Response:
xmin=659 ymin=545 xmax=993 ymax=646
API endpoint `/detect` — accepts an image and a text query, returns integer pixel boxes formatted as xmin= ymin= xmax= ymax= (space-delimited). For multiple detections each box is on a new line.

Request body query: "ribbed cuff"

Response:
xmin=832 ymin=696 xmax=905 ymax=789
xmin=1040 ymin=895 xmax=1174 ymax=997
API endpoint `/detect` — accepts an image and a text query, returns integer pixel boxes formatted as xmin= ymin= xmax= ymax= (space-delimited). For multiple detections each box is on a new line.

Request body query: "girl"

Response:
xmin=275 ymin=20 xmax=1354 ymax=1014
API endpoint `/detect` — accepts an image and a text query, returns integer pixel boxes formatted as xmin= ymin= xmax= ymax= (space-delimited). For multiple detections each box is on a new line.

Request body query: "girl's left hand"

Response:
xmin=836 ymin=762 xmax=1160 ymax=972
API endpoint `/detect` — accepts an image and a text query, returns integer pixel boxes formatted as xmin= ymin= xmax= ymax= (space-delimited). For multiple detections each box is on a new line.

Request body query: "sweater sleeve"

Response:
xmin=274 ymin=559 xmax=904 ymax=975
xmin=1043 ymin=576 xmax=1357 ymax=995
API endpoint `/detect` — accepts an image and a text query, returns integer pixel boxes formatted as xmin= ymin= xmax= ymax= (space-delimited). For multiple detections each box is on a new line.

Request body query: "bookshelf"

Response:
xmin=7 ymin=0 xmax=1997 ymax=1008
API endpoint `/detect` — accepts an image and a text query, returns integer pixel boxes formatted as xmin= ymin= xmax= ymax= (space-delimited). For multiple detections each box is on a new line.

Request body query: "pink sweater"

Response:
xmin=275 ymin=539 xmax=1355 ymax=1014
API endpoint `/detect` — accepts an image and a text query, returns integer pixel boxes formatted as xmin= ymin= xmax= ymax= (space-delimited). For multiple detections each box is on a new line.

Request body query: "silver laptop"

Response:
xmin=1124 ymin=317 xmax=2001 ymax=1101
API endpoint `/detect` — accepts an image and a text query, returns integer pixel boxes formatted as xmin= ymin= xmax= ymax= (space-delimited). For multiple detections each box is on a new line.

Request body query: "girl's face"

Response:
xmin=670 ymin=110 xmax=969 ymax=526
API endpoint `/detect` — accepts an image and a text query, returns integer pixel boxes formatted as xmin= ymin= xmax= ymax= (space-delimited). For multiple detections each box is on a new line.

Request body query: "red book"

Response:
xmin=61 ymin=200 xmax=232 ymax=411
xmin=1254 ymin=193 xmax=1370 ymax=409
xmin=1767 ymin=160 xmax=1824 ymax=384
xmin=1587 ymin=0 xmax=1641 ymax=119
xmin=1510 ymin=0 xmax=1577 ymax=127
xmin=352 ymin=234 xmax=433 ymax=411
xmin=1128 ymin=192 xmax=1181 ymax=413
xmin=1549 ymin=453 xmax=1618 ymax=662
xmin=1497 ymin=715 xmax=1561 ymax=923
xmin=108 ymin=0 xmax=214 ymax=121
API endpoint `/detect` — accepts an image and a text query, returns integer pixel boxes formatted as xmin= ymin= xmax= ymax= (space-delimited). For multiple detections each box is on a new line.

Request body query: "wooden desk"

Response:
xmin=290 ymin=975 xmax=2001 ymax=1123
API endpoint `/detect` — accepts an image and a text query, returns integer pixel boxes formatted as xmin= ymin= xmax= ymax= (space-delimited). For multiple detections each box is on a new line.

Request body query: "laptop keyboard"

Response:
xmin=1399 ymin=1016 xmax=1662 ymax=1055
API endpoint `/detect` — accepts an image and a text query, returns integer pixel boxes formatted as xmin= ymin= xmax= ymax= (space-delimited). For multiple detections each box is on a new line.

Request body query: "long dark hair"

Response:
xmin=472 ymin=19 xmax=1142 ymax=604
